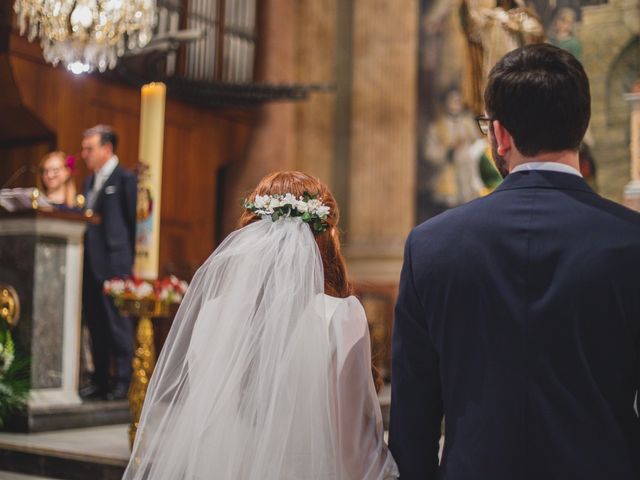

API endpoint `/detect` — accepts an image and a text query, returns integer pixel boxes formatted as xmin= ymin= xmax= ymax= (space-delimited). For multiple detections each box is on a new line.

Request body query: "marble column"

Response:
xmin=219 ymin=0 xmax=297 ymax=237
xmin=343 ymin=0 xmax=419 ymax=284
xmin=623 ymin=87 xmax=640 ymax=211
xmin=293 ymin=0 xmax=337 ymax=187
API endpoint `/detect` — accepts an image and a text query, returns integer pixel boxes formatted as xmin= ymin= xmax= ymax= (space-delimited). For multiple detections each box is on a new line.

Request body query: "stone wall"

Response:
xmin=579 ymin=0 xmax=640 ymax=201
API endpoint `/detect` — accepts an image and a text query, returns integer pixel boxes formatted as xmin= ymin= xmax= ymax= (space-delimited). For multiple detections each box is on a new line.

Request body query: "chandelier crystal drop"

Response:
xmin=13 ymin=0 xmax=157 ymax=73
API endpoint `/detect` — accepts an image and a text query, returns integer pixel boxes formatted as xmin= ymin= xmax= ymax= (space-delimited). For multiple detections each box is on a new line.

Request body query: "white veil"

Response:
xmin=123 ymin=217 xmax=336 ymax=479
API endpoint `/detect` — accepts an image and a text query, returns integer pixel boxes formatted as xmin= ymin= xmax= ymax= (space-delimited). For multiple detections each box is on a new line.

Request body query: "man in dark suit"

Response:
xmin=390 ymin=43 xmax=640 ymax=479
xmin=81 ymin=125 xmax=137 ymax=400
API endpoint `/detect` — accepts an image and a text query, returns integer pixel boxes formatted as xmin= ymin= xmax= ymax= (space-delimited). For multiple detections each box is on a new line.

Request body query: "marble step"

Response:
xmin=0 ymin=425 xmax=128 ymax=480
xmin=0 ymin=472 xmax=60 ymax=480
xmin=5 ymin=400 xmax=130 ymax=433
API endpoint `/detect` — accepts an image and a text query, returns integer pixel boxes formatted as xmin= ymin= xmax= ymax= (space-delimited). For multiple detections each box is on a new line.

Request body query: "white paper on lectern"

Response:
xmin=0 ymin=188 xmax=52 ymax=212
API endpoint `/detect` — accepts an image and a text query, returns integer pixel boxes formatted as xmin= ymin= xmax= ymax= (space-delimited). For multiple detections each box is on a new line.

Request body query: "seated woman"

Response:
xmin=38 ymin=151 xmax=78 ymax=208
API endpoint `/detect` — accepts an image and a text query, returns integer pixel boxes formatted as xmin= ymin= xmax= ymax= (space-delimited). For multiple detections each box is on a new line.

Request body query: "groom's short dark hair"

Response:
xmin=484 ymin=43 xmax=590 ymax=157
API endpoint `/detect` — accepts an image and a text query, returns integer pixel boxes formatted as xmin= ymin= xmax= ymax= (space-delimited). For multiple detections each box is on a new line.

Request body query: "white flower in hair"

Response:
xmin=296 ymin=200 xmax=309 ymax=213
xmin=316 ymin=205 xmax=330 ymax=218
xmin=270 ymin=198 xmax=282 ymax=209
xmin=307 ymin=199 xmax=330 ymax=218
xmin=254 ymin=195 xmax=268 ymax=210
xmin=282 ymin=193 xmax=296 ymax=207
xmin=244 ymin=192 xmax=331 ymax=232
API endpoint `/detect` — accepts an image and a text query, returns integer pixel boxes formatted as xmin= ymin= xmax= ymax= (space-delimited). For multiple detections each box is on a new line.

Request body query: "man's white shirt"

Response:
xmin=511 ymin=161 xmax=582 ymax=177
xmin=87 ymin=155 xmax=119 ymax=208
xmin=93 ymin=155 xmax=119 ymax=192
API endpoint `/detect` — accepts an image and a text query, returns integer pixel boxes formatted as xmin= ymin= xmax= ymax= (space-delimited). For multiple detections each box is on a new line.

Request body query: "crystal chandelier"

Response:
xmin=13 ymin=0 xmax=157 ymax=73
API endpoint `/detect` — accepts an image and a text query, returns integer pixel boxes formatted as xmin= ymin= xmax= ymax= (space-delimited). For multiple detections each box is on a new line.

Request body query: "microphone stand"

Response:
xmin=1 ymin=165 xmax=38 ymax=189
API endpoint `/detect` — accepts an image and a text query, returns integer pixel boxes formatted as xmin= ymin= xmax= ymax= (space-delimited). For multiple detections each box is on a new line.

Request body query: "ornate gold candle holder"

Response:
xmin=117 ymin=297 xmax=171 ymax=449
xmin=30 ymin=188 xmax=40 ymax=210
xmin=0 ymin=284 xmax=20 ymax=328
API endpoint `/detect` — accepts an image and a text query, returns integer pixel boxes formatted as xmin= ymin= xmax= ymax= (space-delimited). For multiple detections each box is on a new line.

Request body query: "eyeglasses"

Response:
xmin=475 ymin=115 xmax=493 ymax=136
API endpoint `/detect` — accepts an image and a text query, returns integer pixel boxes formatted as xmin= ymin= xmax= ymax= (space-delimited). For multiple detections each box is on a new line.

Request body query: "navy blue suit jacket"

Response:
xmin=83 ymin=165 xmax=137 ymax=282
xmin=390 ymin=170 xmax=640 ymax=479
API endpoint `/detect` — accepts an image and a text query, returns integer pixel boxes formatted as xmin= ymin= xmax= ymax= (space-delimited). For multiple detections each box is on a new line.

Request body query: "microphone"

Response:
xmin=1 ymin=165 xmax=39 ymax=189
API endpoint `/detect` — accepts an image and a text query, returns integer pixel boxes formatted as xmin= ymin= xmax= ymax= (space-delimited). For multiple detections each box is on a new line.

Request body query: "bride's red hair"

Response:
xmin=238 ymin=171 xmax=353 ymax=299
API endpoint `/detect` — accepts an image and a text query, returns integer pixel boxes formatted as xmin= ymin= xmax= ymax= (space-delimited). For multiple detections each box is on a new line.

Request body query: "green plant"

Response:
xmin=0 ymin=325 xmax=29 ymax=427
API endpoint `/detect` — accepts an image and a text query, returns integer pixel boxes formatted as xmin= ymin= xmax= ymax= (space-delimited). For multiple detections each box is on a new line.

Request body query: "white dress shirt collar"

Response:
xmin=94 ymin=155 xmax=119 ymax=189
xmin=511 ymin=161 xmax=582 ymax=177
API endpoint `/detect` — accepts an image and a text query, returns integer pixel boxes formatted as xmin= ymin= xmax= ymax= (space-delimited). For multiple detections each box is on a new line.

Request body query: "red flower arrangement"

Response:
xmin=103 ymin=275 xmax=189 ymax=307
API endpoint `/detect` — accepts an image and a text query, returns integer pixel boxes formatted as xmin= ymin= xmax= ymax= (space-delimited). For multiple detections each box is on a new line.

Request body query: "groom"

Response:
xmin=390 ymin=43 xmax=640 ymax=479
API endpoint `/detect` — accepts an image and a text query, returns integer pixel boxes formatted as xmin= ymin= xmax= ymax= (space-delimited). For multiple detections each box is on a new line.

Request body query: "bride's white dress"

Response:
xmin=122 ymin=217 xmax=398 ymax=479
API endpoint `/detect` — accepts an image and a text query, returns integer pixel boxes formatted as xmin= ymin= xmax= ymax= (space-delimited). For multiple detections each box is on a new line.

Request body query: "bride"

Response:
xmin=122 ymin=171 xmax=399 ymax=479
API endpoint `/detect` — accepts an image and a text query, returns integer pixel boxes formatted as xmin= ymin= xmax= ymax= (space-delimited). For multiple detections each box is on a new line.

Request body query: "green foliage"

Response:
xmin=0 ymin=324 xmax=29 ymax=427
xmin=0 ymin=356 xmax=29 ymax=427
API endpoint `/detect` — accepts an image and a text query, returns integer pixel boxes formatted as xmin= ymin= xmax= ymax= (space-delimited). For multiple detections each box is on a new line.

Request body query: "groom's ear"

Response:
xmin=492 ymin=120 xmax=513 ymax=156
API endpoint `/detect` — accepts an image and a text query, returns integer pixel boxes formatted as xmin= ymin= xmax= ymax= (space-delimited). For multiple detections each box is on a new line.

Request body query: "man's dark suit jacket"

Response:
xmin=83 ymin=165 xmax=137 ymax=281
xmin=389 ymin=170 xmax=640 ymax=479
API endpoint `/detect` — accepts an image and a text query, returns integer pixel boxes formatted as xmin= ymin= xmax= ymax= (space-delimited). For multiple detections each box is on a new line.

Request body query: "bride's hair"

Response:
xmin=238 ymin=171 xmax=352 ymax=298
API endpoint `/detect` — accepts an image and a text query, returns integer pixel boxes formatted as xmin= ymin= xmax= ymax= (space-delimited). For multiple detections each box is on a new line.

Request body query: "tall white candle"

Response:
xmin=134 ymin=82 xmax=166 ymax=280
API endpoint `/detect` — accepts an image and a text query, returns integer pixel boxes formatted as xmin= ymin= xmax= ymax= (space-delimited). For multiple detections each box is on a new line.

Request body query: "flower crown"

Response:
xmin=244 ymin=192 xmax=331 ymax=233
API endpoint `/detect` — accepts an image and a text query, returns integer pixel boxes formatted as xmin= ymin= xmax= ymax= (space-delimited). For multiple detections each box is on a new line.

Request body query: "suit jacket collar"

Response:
xmin=88 ymin=165 xmax=123 ymax=211
xmin=495 ymin=169 xmax=596 ymax=195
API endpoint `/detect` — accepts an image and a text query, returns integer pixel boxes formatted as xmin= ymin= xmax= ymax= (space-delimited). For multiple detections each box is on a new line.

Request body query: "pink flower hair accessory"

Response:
xmin=65 ymin=155 xmax=77 ymax=175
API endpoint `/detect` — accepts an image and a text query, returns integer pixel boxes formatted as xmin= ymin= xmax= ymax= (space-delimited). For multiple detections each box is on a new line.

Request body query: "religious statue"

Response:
xmin=423 ymin=88 xmax=486 ymax=207
xmin=460 ymin=0 xmax=545 ymax=114
xmin=548 ymin=7 xmax=582 ymax=60
xmin=423 ymin=0 xmax=468 ymax=95
xmin=525 ymin=0 xmax=581 ymax=29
